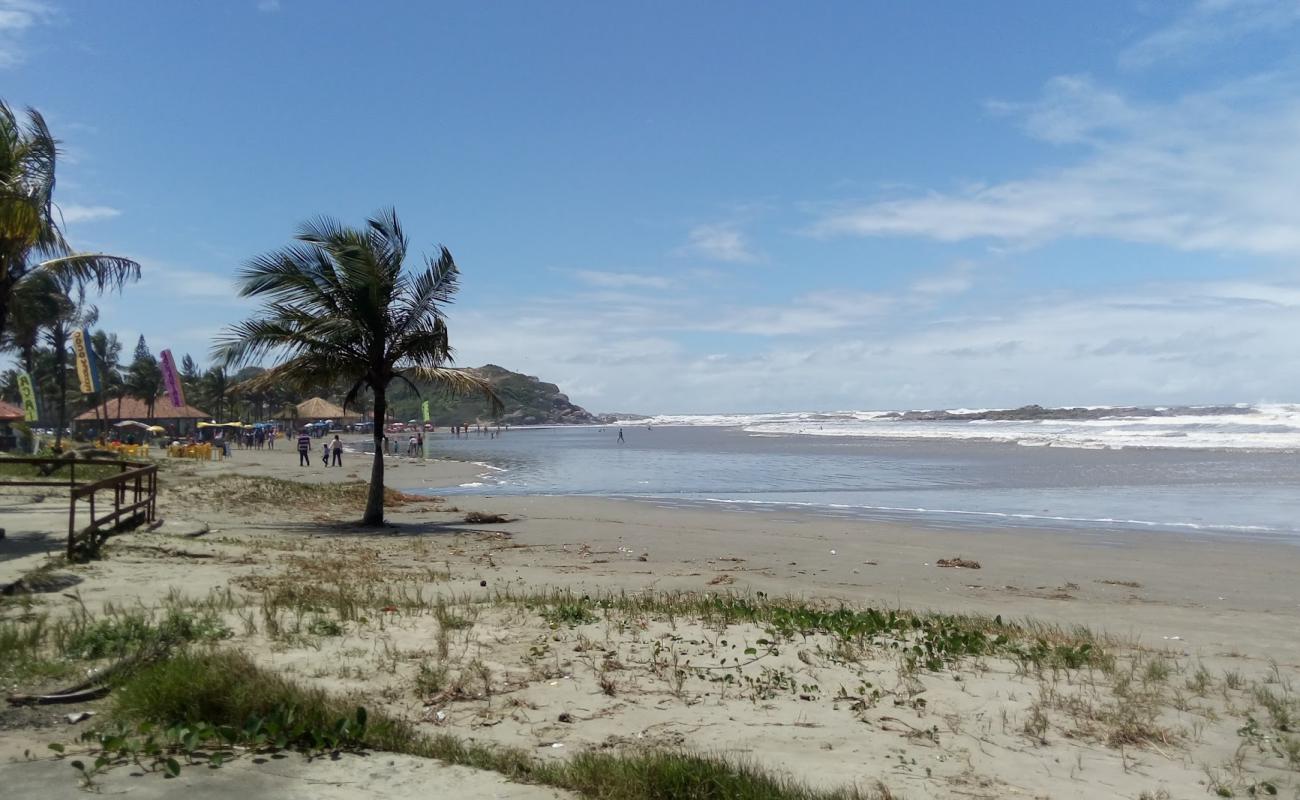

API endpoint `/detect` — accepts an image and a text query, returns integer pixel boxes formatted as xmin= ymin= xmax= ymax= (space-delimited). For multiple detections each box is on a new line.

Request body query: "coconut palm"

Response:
xmin=41 ymin=276 xmax=98 ymax=450
xmin=200 ymin=366 xmax=230 ymax=421
xmin=215 ymin=209 xmax=499 ymax=525
xmin=0 ymin=101 xmax=140 ymax=345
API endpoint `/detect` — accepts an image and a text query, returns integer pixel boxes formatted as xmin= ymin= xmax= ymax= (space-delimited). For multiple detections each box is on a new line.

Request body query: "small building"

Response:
xmin=0 ymin=400 xmax=23 ymax=451
xmin=74 ymin=395 xmax=212 ymax=439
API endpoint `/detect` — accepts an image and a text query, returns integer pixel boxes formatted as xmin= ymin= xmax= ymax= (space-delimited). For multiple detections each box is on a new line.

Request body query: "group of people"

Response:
xmin=298 ymin=430 xmax=343 ymax=467
xmin=235 ymin=427 xmax=276 ymax=450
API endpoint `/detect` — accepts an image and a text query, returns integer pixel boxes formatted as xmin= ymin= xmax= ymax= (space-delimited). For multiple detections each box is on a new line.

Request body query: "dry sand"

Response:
xmin=2 ymin=442 xmax=1299 ymax=799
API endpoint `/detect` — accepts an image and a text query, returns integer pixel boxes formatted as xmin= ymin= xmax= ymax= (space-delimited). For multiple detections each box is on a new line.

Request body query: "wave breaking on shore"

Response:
xmin=643 ymin=403 xmax=1300 ymax=451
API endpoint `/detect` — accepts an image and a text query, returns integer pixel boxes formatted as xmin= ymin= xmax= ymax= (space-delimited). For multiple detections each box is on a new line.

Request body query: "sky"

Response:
xmin=6 ymin=0 xmax=1300 ymax=414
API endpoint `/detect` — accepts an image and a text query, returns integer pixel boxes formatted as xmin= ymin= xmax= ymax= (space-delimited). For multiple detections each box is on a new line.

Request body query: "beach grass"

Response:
xmin=109 ymin=648 xmax=895 ymax=800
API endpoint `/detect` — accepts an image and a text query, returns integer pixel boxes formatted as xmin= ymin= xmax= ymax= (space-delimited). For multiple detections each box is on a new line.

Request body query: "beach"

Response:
xmin=2 ymin=442 xmax=1299 ymax=798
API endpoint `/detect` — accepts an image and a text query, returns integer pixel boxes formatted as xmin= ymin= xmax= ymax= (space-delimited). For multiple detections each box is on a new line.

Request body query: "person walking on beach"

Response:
xmin=330 ymin=435 xmax=343 ymax=467
xmin=617 ymin=428 xmax=625 ymax=444
xmin=297 ymin=429 xmax=311 ymax=466
xmin=321 ymin=439 xmax=329 ymax=466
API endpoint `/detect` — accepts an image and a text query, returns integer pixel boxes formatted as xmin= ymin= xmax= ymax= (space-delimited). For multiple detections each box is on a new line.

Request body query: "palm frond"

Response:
xmin=400 ymin=366 xmax=503 ymax=416
xmin=33 ymin=253 xmax=141 ymax=292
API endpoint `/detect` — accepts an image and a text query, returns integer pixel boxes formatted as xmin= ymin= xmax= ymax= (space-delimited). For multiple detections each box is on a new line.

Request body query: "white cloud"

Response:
xmin=677 ymin=223 xmax=759 ymax=263
xmin=1121 ymin=0 xmax=1300 ymax=68
xmin=910 ymin=263 xmax=975 ymax=295
xmin=448 ymin=271 xmax=1300 ymax=414
xmin=0 ymin=0 xmax=54 ymax=67
xmin=570 ymin=269 xmax=672 ymax=290
xmin=256 ymin=0 xmax=281 ymax=12
xmin=704 ymin=291 xmax=893 ymax=335
xmin=59 ymin=204 xmax=121 ymax=224
xmin=813 ymin=74 xmax=1300 ymax=256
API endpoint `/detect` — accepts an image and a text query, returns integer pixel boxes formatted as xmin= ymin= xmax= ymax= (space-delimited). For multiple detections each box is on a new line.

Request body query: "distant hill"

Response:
xmin=387 ymin=364 xmax=634 ymax=426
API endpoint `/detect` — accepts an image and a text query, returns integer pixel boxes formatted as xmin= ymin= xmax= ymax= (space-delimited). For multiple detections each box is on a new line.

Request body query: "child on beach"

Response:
xmin=322 ymin=440 xmax=329 ymax=466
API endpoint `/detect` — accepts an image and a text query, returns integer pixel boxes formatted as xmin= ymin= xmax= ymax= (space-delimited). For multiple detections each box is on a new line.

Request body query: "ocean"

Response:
xmin=406 ymin=405 xmax=1300 ymax=541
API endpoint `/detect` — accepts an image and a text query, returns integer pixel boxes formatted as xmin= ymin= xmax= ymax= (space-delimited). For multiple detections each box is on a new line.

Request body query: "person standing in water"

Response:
xmin=617 ymin=428 xmax=625 ymax=444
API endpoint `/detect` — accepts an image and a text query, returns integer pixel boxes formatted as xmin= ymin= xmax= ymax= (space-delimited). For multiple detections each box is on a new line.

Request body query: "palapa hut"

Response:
xmin=74 ymin=395 xmax=211 ymax=438
xmin=275 ymin=397 xmax=360 ymax=429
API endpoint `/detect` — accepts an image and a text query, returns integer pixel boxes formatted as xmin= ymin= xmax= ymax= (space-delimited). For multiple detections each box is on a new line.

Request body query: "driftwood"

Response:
xmin=5 ymin=645 xmax=164 ymax=707
xmin=6 ymin=686 xmax=110 ymax=706
xmin=936 ymin=557 xmax=981 ymax=569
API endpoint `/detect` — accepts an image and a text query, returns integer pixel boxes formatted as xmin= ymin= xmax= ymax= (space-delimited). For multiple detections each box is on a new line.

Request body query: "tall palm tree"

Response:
xmin=5 ymin=269 xmax=60 ymax=376
xmin=41 ymin=275 xmax=98 ymax=450
xmin=0 ymin=101 xmax=140 ymax=344
xmin=216 ymin=209 xmax=499 ymax=525
xmin=201 ymin=366 xmax=230 ymax=420
xmin=89 ymin=329 xmax=124 ymax=418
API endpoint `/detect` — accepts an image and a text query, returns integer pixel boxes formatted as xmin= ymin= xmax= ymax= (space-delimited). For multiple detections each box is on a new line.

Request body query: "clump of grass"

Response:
xmin=59 ymin=608 xmax=231 ymax=660
xmin=512 ymin=588 xmax=1109 ymax=672
xmin=106 ymin=649 xmax=892 ymax=800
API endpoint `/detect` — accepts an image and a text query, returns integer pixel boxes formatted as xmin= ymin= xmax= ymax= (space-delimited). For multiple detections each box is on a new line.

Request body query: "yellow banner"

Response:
xmin=17 ymin=371 xmax=38 ymax=421
xmin=71 ymin=329 xmax=95 ymax=394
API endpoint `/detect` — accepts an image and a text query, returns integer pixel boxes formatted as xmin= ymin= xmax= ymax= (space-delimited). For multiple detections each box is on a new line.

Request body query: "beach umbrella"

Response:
xmin=147 ymin=425 xmax=166 ymax=433
xmin=113 ymin=420 xmax=152 ymax=430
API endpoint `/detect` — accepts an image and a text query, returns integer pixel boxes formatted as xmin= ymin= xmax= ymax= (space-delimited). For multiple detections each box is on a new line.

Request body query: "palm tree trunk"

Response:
xmin=363 ymin=385 xmax=386 ymax=525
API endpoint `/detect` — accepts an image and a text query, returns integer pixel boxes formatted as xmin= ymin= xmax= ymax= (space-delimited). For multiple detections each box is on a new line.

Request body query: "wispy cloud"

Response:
xmin=812 ymin=73 xmax=1300 ymax=256
xmin=59 ymin=204 xmax=121 ymax=224
xmin=570 ymin=269 xmax=673 ymax=290
xmin=704 ymin=291 xmax=893 ymax=335
xmin=0 ymin=0 xmax=55 ymax=67
xmin=677 ymin=223 xmax=759 ymax=263
xmin=1121 ymin=0 xmax=1300 ymax=68
xmin=910 ymin=262 xmax=975 ymax=295
xmin=256 ymin=0 xmax=281 ymax=12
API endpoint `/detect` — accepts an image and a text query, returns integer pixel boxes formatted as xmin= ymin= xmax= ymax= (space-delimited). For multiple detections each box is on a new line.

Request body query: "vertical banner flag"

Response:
xmin=82 ymin=328 xmax=102 ymax=394
xmin=71 ymin=328 xmax=101 ymax=394
xmin=17 ymin=371 xmax=39 ymax=421
xmin=421 ymin=400 xmax=431 ymax=423
xmin=159 ymin=349 xmax=185 ymax=408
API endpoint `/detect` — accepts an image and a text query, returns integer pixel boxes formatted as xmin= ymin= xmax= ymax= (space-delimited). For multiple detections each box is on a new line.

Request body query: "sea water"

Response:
xmin=408 ymin=411 xmax=1300 ymax=541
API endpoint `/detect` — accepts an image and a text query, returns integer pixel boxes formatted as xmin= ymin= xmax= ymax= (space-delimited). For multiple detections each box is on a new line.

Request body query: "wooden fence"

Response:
xmin=0 ymin=456 xmax=158 ymax=559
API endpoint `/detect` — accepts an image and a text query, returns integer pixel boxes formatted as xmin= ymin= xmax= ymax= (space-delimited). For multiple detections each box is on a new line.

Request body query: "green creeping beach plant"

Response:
xmin=52 ymin=705 xmax=370 ymax=780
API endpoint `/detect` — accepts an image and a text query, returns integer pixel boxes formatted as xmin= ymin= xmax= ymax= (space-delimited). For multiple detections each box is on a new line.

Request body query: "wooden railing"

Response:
xmin=0 ymin=456 xmax=158 ymax=559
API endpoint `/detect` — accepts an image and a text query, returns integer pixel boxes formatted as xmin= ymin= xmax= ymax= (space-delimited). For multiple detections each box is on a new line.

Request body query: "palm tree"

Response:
xmin=4 ymin=269 xmax=60 ymax=376
xmin=201 ymin=366 xmax=230 ymax=421
xmin=89 ymin=330 xmax=124 ymax=418
xmin=0 ymin=101 xmax=140 ymax=345
xmin=41 ymin=276 xmax=99 ymax=450
xmin=216 ymin=209 xmax=499 ymax=525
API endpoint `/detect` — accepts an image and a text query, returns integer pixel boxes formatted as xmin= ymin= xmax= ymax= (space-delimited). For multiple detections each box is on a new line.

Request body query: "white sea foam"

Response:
xmin=645 ymin=404 xmax=1300 ymax=451
xmin=691 ymin=497 xmax=1282 ymax=534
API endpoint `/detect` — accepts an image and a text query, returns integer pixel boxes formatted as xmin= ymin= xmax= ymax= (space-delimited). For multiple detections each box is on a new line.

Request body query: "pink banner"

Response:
xmin=160 ymin=349 xmax=185 ymax=409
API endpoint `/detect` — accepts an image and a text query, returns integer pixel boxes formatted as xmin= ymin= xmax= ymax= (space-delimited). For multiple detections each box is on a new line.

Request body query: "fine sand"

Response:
xmin=2 ymin=441 xmax=1298 ymax=799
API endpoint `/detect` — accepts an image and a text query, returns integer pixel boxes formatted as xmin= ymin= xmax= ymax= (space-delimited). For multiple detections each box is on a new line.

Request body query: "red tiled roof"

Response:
xmin=74 ymin=395 xmax=211 ymax=421
xmin=0 ymin=400 xmax=23 ymax=421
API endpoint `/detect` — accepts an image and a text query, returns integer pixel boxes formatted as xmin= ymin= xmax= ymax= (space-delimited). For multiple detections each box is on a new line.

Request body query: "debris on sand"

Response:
xmin=936 ymin=557 xmax=981 ymax=569
xmin=464 ymin=511 xmax=509 ymax=524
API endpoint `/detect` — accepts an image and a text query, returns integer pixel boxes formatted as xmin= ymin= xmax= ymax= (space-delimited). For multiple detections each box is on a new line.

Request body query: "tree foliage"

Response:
xmin=215 ymin=209 xmax=498 ymax=525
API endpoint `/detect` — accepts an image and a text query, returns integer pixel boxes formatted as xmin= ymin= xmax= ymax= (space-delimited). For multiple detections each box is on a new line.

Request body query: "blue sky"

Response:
xmin=6 ymin=0 xmax=1300 ymax=413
